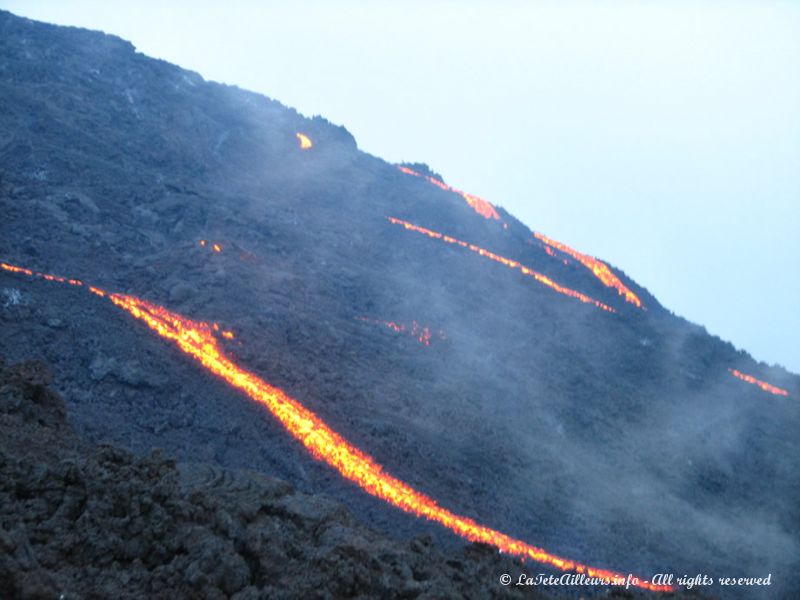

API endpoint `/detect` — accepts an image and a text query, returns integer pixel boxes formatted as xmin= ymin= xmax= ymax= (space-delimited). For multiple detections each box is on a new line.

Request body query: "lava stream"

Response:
xmin=386 ymin=218 xmax=615 ymax=313
xmin=534 ymin=232 xmax=642 ymax=308
xmin=398 ymin=166 xmax=501 ymax=221
xmin=0 ymin=260 xmax=670 ymax=592
xmin=1 ymin=262 xmax=84 ymax=288
xmin=728 ymin=369 xmax=789 ymax=397
xmin=396 ymin=165 xmax=640 ymax=310
xmin=296 ymin=132 xmax=313 ymax=150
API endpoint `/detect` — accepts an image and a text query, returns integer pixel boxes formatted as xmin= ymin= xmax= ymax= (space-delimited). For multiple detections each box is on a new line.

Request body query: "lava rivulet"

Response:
xmin=398 ymin=166 xmax=501 ymax=221
xmin=357 ymin=317 xmax=445 ymax=347
xmin=2 ymin=262 xmax=84 ymax=288
xmin=397 ymin=164 xmax=639 ymax=310
xmin=296 ymin=132 xmax=313 ymax=150
xmin=534 ymin=233 xmax=642 ymax=308
xmin=0 ymin=259 xmax=670 ymax=592
xmin=386 ymin=218 xmax=615 ymax=313
xmin=729 ymin=369 xmax=789 ymax=397
xmin=108 ymin=294 xmax=667 ymax=590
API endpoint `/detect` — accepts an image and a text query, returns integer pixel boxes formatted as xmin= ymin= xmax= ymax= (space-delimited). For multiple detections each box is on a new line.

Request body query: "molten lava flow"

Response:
xmin=296 ymin=132 xmax=313 ymax=150
xmin=107 ymin=295 xmax=666 ymax=591
xmin=357 ymin=317 xmax=445 ymax=347
xmin=1 ymin=262 xmax=83 ymax=288
xmin=729 ymin=369 xmax=789 ymax=397
xmin=534 ymin=232 xmax=642 ymax=309
xmin=386 ymin=218 xmax=615 ymax=313
xmin=398 ymin=166 xmax=501 ymax=221
xmin=0 ymin=259 xmax=671 ymax=593
xmin=1 ymin=262 xmax=34 ymax=276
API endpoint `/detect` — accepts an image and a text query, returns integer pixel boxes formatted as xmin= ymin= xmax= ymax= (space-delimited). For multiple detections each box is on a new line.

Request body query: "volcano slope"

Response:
xmin=1 ymin=9 xmax=799 ymax=598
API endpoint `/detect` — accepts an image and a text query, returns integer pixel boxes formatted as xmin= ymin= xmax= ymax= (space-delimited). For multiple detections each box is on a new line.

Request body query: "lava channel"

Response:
xmin=398 ymin=166 xmax=501 ymax=221
xmin=386 ymin=218 xmax=615 ymax=313
xmin=534 ymin=232 xmax=642 ymax=309
xmin=728 ymin=368 xmax=789 ymax=397
xmin=0 ymin=260 xmax=671 ymax=592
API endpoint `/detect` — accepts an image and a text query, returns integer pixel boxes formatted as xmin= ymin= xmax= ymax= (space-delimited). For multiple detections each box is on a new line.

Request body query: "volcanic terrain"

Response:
xmin=1 ymin=9 xmax=798 ymax=598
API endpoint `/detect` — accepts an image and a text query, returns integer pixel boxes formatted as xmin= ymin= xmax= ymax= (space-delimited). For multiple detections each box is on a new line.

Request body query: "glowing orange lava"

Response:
xmin=212 ymin=322 xmax=235 ymax=340
xmin=0 ymin=259 xmax=670 ymax=592
xmin=728 ymin=369 xmax=789 ymax=397
xmin=386 ymin=219 xmax=615 ymax=313
xmin=398 ymin=166 xmax=501 ymax=221
xmin=357 ymin=317 xmax=444 ymax=346
xmin=1 ymin=262 xmax=83 ymax=288
xmin=1 ymin=263 xmax=34 ymax=276
xmin=296 ymin=132 xmax=313 ymax=150
xmin=198 ymin=240 xmax=223 ymax=253
xmin=534 ymin=233 xmax=642 ymax=309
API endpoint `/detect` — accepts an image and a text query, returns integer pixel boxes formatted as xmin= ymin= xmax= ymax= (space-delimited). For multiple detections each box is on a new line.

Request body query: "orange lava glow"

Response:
xmin=357 ymin=317 xmax=445 ymax=347
xmin=199 ymin=240 xmax=222 ymax=253
xmin=728 ymin=369 xmax=789 ymax=397
xmin=1 ymin=262 xmax=83 ymax=288
xmin=398 ymin=166 xmax=501 ymax=221
xmin=534 ymin=232 xmax=642 ymax=309
xmin=212 ymin=322 xmax=235 ymax=340
xmin=1 ymin=262 xmax=34 ymax=276
xmin=42 ymin=274 xmax=67 ymax=283
xmin=296 ymin=132 xmax=313 ymax=150
xmin=386 ymin=218 xmax=616 ymax=313
xmin=0 ymin=259 xmax=670 ymax=592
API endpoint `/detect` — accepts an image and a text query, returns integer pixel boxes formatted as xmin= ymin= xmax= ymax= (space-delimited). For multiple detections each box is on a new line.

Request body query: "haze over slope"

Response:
xmin=3 ymin=0 xmax=797 ymax=373
xmin=1 ymin=10 xmax=798 ymax=597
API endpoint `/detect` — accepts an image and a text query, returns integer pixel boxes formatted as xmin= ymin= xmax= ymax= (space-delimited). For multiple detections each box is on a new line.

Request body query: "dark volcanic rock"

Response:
xmin=0 ymin=359 xmax=552 ymax=599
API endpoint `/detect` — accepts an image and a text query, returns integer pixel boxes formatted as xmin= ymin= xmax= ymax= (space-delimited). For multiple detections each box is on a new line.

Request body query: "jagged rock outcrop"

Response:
xmin=0 ymin=359 xmax=552 ymax=599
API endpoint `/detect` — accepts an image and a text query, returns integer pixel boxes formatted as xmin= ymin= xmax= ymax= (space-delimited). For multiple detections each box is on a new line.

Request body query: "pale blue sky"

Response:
xmin=3 ymin=1 xmax=799 ymax=372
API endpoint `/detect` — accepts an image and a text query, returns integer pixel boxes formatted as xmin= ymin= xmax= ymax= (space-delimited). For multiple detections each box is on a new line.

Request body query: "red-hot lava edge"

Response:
xmin=397 ymin=166 xmax=502 ymax=221
xmin=355 ymin=317 xmax=445 ymax=347
xmin=533 ymin=232 xmax=643 ymax=309
xmin=396 ymin=165 xmax=643 ymax=310
xmin=386 ymin=218 xmax=616 ymax=313
xmin=729 ymin=369 xmax=789 ymax=397
xmin=0 ymin=261 xmax=671 ymax=592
